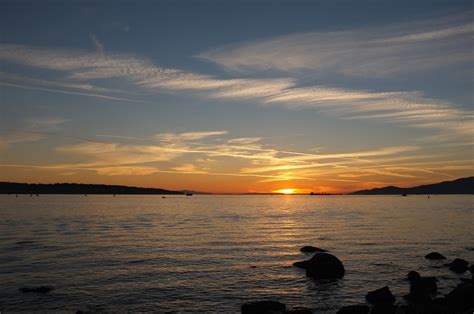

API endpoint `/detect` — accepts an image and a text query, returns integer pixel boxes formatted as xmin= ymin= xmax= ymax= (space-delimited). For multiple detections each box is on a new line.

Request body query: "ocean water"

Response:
xmin=0 ymin=195 xmax=472 ymax=313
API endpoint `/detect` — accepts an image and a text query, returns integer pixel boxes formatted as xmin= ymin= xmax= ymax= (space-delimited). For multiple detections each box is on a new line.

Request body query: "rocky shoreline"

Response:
xmin=16 ymin=247 xmax=473 ymax=313
xmin=241 ymin=248 xmax=473 ymax=314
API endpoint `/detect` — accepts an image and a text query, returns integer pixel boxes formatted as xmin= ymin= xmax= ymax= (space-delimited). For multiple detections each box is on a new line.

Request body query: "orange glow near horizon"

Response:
xmin=273 ymin=188 xmax=299 ymax=194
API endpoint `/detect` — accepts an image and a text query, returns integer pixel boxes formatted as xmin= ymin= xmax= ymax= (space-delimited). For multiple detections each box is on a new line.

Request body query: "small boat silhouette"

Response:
xmin=186 ymin=193 xmax=193 ymax=196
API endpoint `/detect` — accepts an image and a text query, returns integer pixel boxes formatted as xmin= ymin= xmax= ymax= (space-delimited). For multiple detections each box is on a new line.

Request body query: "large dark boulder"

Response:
xmin=424 ymin=298 xmax=452 ymax=314
xmin=425 ymin=252 xmax=446 ymax=260
xmin=365 ymin=286 xmax=395 ymax=304
xmin=407 ymin=270 xmax=421 ymax=282
xmin=241 ymin=300 xmax=286 ymax=314
xmin=305 ymin=253 xmax=345 ymax=279
xmin=447 ymin=258 xmax=469 ymax=273
xmin=445 ymin=282 xmax=474 ymax=312
xmin=19 ymin=286 xmax=54 ymax=293
xmin=370 ymin=303 xmax=397 ymax=314
xmin=300 ymin=246 xmax=328 ymax=253
xmin=336 ymin=305 xmax=369 ymax=314
xmin=407 ymin=277 xmax=438 ymax=303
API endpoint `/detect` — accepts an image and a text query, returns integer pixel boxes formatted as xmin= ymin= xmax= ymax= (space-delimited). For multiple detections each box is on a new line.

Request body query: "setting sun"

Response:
xmin=273 ymin=188 xmax=299 ymax=194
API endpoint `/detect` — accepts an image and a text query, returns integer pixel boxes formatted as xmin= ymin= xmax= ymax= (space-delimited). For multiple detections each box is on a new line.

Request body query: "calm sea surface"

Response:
xmin=0 ymin=195 xmax=473 ymax=312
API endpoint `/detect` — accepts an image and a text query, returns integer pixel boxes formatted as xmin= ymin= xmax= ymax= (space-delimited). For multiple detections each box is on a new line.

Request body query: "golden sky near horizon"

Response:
xmin=1 ymin=2 xmax=473 ymax=193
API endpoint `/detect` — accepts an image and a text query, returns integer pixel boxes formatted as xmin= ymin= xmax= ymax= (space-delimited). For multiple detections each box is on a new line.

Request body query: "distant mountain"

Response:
xmin=350 ymin=176 xmax=474 ymax=195
xmin=0 ymin=182 xmax=183 ymax=195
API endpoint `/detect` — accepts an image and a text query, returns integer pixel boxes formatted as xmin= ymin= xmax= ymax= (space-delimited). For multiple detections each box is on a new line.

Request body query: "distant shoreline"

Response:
xmin=349 ymin=176 xmax=473 ymax=195
xmin=1 ymin=176 xmax=473 ymax=195
xmin=0 ymin=182 xmax=184 ymax=195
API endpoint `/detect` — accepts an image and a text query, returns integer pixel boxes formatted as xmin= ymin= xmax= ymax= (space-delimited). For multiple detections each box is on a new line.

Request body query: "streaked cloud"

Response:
xmin=227 ymin=137 xmax=262 ymax=145
xmin=41 ymin=132 xmax=424 ymax=180
xmin=1 ymin=125 xmax=471 ymax=190
xmin=0 ymin=117 xmax=67 ymax=149
xmin=0 ymin=82 xmax=142 ymax=103
xmin=89 ymin=33 xmax=105 ymax=57
xmin=56 ymin=141 xmax=182 ymax=167
xmin=155 ymin=130 xmax=228 ymax=142
xmin=171 ymin=164 xmax=207 ymax=174
xmin=198 ymin=12 xmax=473 ymax=77
xmin=94 ymin=166 xmax=158 ymax=176
xmin=1 ymin=40 xmax=471 ymax=139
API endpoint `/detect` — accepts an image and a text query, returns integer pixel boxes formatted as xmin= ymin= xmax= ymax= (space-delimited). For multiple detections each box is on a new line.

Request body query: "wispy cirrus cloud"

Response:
xmin=56 ymin=141 xmax=183 ymax=167
xmin=155 ymin=130 xmax=228 ymax=142
xmin=1 ymin=33 xmax=472 ymax=139
xmin=1 ymin=128 xmax=471 ymax=187
xmin=171 ymin=164 xmax=208 ymax=174
xmin=0 ymin=117 xmax=67 ymax=149
xmin=227 ymin=137 xmax=262 ymax=145
xmin=0 ymin=82 xmax=142 ymax=103
xmin=198 ymin=12 xmax=473 ymax=77
xmin=0 ymin=70 xmax=142 ymax=103
xmin=95 ymin=166 xmax=159 ymax=176
xmin=89 ymin=33 xmax=105 ymax=57
xmin=53 ymin=132 xmax=422 ymax=179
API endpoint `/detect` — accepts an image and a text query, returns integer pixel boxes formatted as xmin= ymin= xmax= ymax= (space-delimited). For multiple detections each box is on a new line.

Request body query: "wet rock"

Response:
xmin=305 ymin=253 xmax=345 ymax=279
xmin=300 ymin=246 xmax=328 ymax=253
xmin=470 ymin=264 xmax=474 ymax=274
xmin=406 ymin=277 xmax=438 ymax=303
xmin=447 ymin=258 xmax=469 ymax=273
xmin=402 ymin=297 xmax=451 ymax=314
xmin=424 ymin=297 xmax=452 ymax=314
xmin=407 ymin=270 xmax=421 ymax=282
xmin=284 ymin=307 xmax=312 ymax=314
xmin=424 ymin=252 xmax=446 ymax=260
xmin=241 ymin=300 xmax=286 ymax=314
xmin=395 ymin=305 xmax=411 ymax=314
xmin=337 ymin=304 xmax=369 ymax=314
xmin=445 ymin=282 xmax=474 ymax=312
xmin=292 ymin=260 xmax=309 ymax=269
xmin=404 ymin=296 xmax=459 ymax=314
xmin=19 ymin=286 xmax=54 ymax=293
xmin=370 ymin=303 xmax=396 ymax=314
xmin=365 ymin=286 xmax=395 ymax=304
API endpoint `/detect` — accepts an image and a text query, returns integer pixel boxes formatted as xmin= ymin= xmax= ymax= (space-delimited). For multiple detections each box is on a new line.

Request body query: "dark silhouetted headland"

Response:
xmin=0 ymin=182 xmax=184 ymax=195
xmin=350 ymin=176 xmax=474 ymax=195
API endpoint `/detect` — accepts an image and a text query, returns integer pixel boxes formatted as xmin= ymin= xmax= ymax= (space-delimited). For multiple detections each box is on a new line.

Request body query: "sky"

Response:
xmin=0 ymin=0 xmax=473 ymax=194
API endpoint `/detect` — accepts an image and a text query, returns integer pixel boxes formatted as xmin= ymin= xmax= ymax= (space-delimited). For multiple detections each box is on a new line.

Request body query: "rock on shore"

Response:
xmin=424 ymin=252 xmax=446 ymax=260
xmin=300 ymin=246 xmax=328 ymax=253
xmin=305 ymin=253 xmax=345 ymax=279
xmin=365 ymin=286 xmax=395 ymax=304
xmin=336 ymin=304 xmax=369 ymax=314
xmin=241 ymin=300 xmax=286 ymax=313
xmin=447 ymin=258 xmax=470 ymax=273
